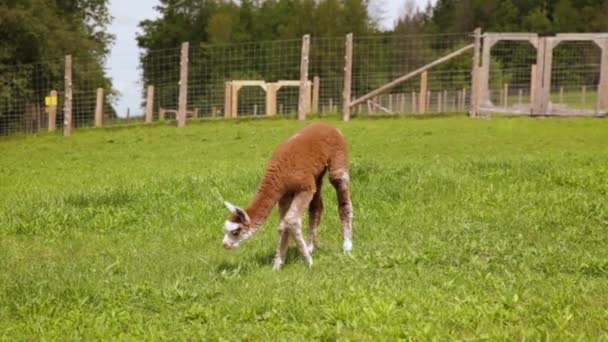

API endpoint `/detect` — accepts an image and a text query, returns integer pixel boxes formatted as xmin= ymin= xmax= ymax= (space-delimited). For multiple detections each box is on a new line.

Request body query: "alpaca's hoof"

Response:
xmin=343 ymin=239 xmax=353 ymax=253
xmin=272 ymin=258 xmax=283 ymax=271
xmin=307 ymin=242 xmax=314 ymax=254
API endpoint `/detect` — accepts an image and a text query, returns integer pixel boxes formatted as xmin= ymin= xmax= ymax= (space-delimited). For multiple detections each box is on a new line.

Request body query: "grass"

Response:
xmin=1 ymin=115 xmax=607 ymax=340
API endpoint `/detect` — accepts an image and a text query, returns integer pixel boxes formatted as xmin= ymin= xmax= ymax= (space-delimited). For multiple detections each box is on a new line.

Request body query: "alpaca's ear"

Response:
xmin=224 ymin=201 xmax=250 ymax=225
xmin=234 ymin=207 xmax=250 ymax=225
xmin=224 ymin=201 xmax=238 ymax=213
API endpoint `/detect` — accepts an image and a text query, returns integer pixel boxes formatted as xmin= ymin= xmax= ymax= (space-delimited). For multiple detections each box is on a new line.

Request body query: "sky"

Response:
xmin=106 ymin=0 xmax=434 ymax=117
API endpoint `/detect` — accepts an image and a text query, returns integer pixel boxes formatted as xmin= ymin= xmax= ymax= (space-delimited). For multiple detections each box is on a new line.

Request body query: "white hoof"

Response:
xmin=272 ymin=258 xmax=283 ymax=271
xmin=343 ymin=239 xmax=353 ymax=253
xmin=307 ymin=242 xmax=314 ymax=254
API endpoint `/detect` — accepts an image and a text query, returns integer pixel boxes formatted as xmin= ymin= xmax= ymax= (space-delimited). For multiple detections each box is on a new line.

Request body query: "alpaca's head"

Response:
xmin=222 ymin=201 xmax=252 ymax=249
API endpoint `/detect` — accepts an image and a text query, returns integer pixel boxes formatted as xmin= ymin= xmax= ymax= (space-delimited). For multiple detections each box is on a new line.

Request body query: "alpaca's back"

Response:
xmin=263 ymin=123 xmax=348 ymax=194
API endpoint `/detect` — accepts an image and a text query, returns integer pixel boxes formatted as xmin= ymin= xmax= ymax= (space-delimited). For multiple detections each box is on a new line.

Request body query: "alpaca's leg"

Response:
xmin=284 ymin=191 xmax=315 ymax=267
xmin=273 ymin=194 xmax=293 ymax=270
xmin=308 ymin=174 xmax=325 ymax=253
xmin=330 ymin=168 xmax=353 ymax=253
xmin=273 ymin=229 xmax=290 ymax=271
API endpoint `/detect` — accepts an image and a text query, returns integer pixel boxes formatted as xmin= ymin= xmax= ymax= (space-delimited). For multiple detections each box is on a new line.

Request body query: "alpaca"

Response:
xmin=222 ymin=122 xmax=353 ymax=270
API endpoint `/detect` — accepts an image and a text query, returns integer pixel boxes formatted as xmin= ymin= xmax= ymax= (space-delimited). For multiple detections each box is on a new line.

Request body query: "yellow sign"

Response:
xmin=45 ymin=96 xmax=58 ymax=106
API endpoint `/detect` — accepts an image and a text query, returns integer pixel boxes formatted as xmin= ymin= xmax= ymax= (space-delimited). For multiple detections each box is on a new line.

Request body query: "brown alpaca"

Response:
xmin=222 ymin=122 xmax=353 ymax=270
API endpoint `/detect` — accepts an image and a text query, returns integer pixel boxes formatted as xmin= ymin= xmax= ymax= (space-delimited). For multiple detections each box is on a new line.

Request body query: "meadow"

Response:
xmin=1 ymin=115 xmax=607 ymax=340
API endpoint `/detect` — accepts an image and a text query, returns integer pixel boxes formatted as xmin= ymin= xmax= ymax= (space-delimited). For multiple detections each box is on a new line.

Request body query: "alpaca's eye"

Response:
xmin=231 ymin=229 xmax=240 ymax=236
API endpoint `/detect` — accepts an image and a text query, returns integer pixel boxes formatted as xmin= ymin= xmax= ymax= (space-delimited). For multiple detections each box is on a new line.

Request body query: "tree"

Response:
xmin=0 ymin=0 xmax=115 ymax=134
xmin=553 ymin=0 xmax=581 ymax=32
xmin=522 ymin=7 xmax=552 ymax=32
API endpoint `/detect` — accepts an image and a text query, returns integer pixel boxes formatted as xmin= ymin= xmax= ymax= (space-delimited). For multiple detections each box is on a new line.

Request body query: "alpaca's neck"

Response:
xmin=245 ymin=178 xmax=280 ymax=230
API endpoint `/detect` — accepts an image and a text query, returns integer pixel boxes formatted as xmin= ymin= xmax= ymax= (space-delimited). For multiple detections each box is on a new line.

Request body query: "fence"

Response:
xmin=1 ymin=30 xmax=607 ymax=136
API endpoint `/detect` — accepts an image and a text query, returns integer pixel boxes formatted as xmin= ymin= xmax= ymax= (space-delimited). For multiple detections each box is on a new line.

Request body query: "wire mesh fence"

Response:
xmin=0 ymin=60 xmax=62 ymax=136
xmin=1 ymin=31 xmax=606 ymax=137
xmin=551 ymin=41 xmax=601 ymax=111
xmin=488 ymin=40 xmax=538 ymax=110
xmin=351 ymin=33 xmax=473 ymax=115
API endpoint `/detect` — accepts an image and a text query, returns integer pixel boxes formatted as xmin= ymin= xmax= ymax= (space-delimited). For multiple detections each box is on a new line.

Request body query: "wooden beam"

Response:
xmin=266 ymin=83 xmax=277 ymax=116
xmin=479 ymin=36 xmax=494 ymax=107
xmin=470 ymin=28 xmax=481 ymax=117
xmin=95 ymin=88 xmax=104 ymax=127
xmin=231 ymin=84 xmax=241 ymax=118
xmin=419 ymin=71 xmax=428 ymax=113
xmin=298 ymin=34 xmax=310 ymax=120
xmin=63 ymin=55 xmax=72 ymax=137
xmin=47 ymin=90 xmax=57 ymax=132
xmin=230 ymin=80 xmax=268 ymax=89
xmin=224 ymin=81 xmax=232 ymax=118
xmin=305 ymin=82 xmax=312 ymax=113
xmin=597 ymin=41 xmax=608 ymax=112
xmin=532 ymin=38 xmax=555 ymax=115
xmin=312 ymin=76 xmax=320 ymax=113
xmin=530 ymin=64 xmax=537 ymax=105
xmin=342 ymin=33 xmax=354 ymax=121
xmin=145 ymin=85 xmax=154 ymax=124
xmin=177 ymin=42 xmax=189 ymax=127
xmin=350 ymin=44 xmax=474 ymax=108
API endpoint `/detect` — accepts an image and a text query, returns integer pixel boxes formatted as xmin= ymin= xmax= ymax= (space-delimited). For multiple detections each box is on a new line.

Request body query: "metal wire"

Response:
xmin=1 ymin=31 xmax=606 ymax=136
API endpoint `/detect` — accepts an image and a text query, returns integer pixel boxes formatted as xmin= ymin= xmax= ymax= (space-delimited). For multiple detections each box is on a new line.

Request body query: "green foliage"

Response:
xmin=0 ymin=0 xmax=115 ymax=133
xmin=1 ymin=117 xmax=608 ymax=339
xmin=424 ymin=0 xmax=608 ymax=33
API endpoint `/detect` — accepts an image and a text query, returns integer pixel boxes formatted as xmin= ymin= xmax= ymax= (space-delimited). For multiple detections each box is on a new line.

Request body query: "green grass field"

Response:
xmin=1 ymin=116 xmax=607 ymax=340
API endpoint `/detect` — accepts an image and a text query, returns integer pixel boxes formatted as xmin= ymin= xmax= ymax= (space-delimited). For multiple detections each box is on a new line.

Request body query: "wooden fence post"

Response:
xmin=470 ymin=28 xmax=482 ymax=117
xmin=266 ymin=83 xmax=277 ymax=116
xmin=231 ymin=84 xmax=241 ymax=118
xmin=532 ymin=38 xmax=554 ymax=115
xmin=530 ymin=64 xmax=537 ymax=105
xmin=95 ymin=88 xmax=104 ymax=127
xmin=597 ymin=41 xmax=608 ymax=112
xmin=342 ymin=33 xmax=354 ymax=121
xmin=503 ymin=83 xmax=509 ymax=108
xmin=177 ymin=42 xmax=189 ymax=127
xmin=63 ymin=55 xmax=72 ymax=137
xmin=312 ymin=76 xmax=320 ymax=113
xmin=419 ymin=71 xmax=428 ymax=113
xmin=298 ymin=34 xmax=310 ymax=120
xmin=146 ymin=85 xmax=154 ymax=123
xmin=224 ymin=81 xmax=232 ymax=118
xmin=47 ymin=90 xmax=57 ymax=132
